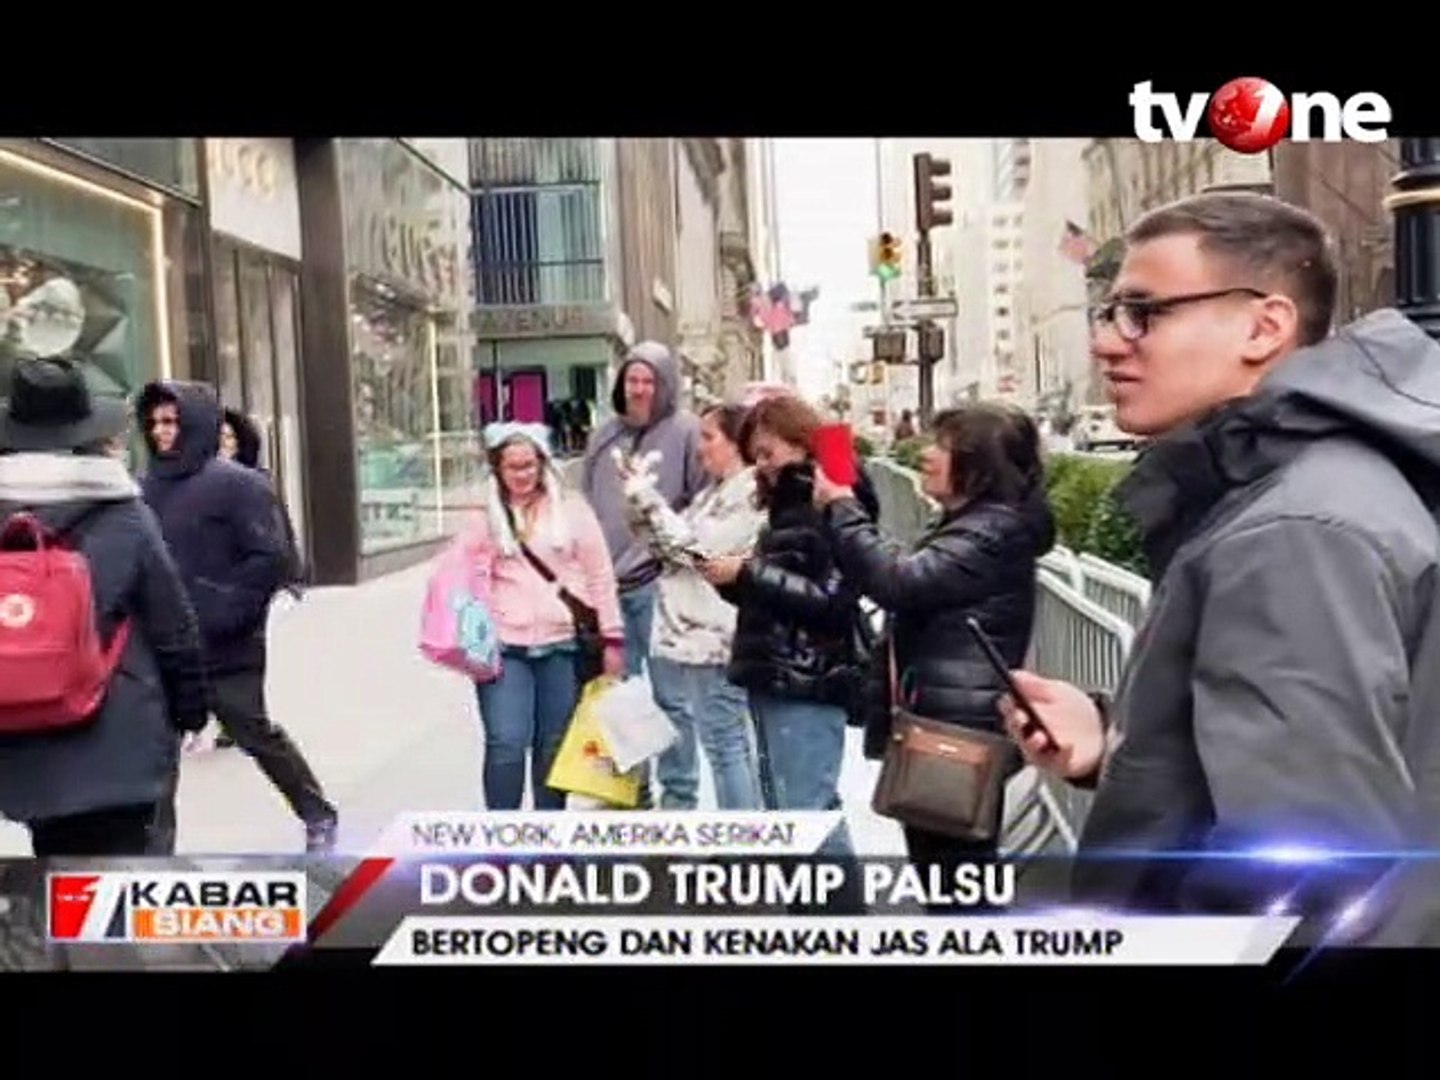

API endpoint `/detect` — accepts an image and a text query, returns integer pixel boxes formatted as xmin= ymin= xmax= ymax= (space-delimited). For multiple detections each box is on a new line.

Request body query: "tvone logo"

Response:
xmin=47 ymin=871 xmax=307 ymax=944
xmin=1131 ymin=77 xmax=1392 ymax=154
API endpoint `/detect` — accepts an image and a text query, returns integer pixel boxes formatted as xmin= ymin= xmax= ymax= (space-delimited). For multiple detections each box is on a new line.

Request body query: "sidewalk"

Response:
xmin=0 ymin=566 xmax=905 ymax=857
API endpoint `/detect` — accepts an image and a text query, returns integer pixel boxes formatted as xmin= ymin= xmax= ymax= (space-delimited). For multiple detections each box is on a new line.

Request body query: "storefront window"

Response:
xmin=340 ymin=139 xmax=478 ymax=555
xmin=352 ymin=282 xmax=441 ymax=552
xmin=0 ymin=149 xmax=171 ymax=412
xmin=49 ymin=138 xmax=201 ymax=198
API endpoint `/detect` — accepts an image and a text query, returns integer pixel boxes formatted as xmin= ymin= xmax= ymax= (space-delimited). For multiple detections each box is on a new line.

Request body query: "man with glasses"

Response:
xmin=1001 ymin=193 xmax=1440 ymax=939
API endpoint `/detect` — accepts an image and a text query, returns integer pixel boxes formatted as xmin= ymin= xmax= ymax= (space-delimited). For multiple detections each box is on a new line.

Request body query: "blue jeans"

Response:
xmin=620 ymin=583 xmax=658 ymax=677
xmin=749 ymin=693 xmax=856 ymax=860
xmin=650 ymin=658 xmax=761 ymax=810
xmin=475 ymin=646 xmax=580 ymax=810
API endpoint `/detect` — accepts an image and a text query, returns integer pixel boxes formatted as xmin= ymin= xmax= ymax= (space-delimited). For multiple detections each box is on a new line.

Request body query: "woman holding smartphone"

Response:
xmin=812 ymin=403 xmax=1056 ymax=898
xmin=699 ymin=394 xmax=877 ymax=861
xmin=623 ymin=402 xmax=766 ymax=810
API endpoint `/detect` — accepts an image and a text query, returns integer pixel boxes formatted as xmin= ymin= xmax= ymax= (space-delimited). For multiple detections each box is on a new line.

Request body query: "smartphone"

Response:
xmin=964 ymin=617 xmax=1059 ymax=753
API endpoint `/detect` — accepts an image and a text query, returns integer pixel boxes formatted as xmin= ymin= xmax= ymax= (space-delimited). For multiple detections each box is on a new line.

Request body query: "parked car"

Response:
xmin=1073 ymin=405 xmax=1140 ymax=452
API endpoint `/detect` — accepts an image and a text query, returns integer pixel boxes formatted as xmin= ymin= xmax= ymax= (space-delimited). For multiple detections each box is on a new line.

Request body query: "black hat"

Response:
xmin=0 ymin=357 xmax=128 ymax=452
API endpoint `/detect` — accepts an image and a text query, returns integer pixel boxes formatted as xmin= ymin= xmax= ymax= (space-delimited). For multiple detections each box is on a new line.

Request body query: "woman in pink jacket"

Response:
xmin=466 ymin=423 xmax=625 ymax=809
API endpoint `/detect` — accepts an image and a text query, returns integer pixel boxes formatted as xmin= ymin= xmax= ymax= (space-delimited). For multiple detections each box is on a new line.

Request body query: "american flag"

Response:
xmin=748 ymin=283 xmax=796 ymax=335
xmin=1059 ymin=221 xmax=1097 ymax=266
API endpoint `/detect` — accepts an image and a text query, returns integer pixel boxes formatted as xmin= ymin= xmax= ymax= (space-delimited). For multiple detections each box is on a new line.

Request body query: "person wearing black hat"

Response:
xmin=0 ymin=358 xmax=209 ymax=855
xmin=136 ymin=378 xmax=338 ymax=854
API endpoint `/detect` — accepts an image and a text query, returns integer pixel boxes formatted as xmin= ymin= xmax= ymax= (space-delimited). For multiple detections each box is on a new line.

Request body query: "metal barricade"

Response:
xmin=1076 ymin=552 xmax=1151 ymax=630
xmin=1021 ymin=571 xmax=1137 ymax=841
xmin=1039 ymin=545 xmax=1084 ymax=590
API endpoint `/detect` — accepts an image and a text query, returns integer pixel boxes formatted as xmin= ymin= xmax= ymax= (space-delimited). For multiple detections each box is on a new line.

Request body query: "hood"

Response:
xmin=222 ymin=407 xmax=263 ymax=469
xmin=0 ymin=451 xmax=139 ymax=531
xmin=1261 ymin=307 xmax=1440 ymax=468
xmin=610 ymin=341 xmax=681 ymax=427
xmin=1117 ymin=309 xmax=1440 ymax=577
xmin=137 ymin=380 xmax=222 ymax=479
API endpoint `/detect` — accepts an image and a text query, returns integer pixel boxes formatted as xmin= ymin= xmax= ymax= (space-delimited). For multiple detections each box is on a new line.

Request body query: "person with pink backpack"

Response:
xmin=430 ymin=423 xmax=625 ymax=810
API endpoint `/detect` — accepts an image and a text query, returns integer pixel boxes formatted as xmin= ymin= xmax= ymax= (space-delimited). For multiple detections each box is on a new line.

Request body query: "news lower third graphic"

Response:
xmin=377 ymin=914 xmax=1295 ymax=967
xmin=0 ymin=812 xmax=1422 ymax=970
xmin=46 ymin=871 xmax=307 ymax=944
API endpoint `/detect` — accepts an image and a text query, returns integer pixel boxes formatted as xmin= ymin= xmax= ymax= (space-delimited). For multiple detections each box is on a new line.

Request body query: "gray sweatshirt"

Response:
xmin=581 ymin=341 xmax=705 ymax=593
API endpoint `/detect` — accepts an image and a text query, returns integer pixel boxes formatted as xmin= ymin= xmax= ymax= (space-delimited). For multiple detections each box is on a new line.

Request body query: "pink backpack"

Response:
xmin=418 ymin=537 xmax=501 ymax=682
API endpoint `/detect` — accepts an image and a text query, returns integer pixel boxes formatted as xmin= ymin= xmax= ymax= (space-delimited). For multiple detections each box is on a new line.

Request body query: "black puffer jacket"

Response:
xmin=223 ymin=408 xmax=306 ymax=593
xmin=824 ymin=485 xmax=1056 ymax=759
xmin=724 ymin=461 xmax=880 ymax=706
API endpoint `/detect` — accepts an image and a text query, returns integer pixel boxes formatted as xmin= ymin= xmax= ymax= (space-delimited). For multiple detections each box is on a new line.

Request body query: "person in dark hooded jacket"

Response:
xmin=137 ymin=380 xmax=337 ymax=854
xmin=220 ymin=408 xmax=306 ymax=597
xmin=211 ymin=408 xmax=304 ymax=753
xmin=0 ymin=358 xmax=209 ymax=855
xmin=815 ymin=402 xmax=1056 ymax=904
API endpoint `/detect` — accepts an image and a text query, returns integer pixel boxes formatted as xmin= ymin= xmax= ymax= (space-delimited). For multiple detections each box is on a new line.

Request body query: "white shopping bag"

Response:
xmin=592 ymin=675 xmax=678 ymax=773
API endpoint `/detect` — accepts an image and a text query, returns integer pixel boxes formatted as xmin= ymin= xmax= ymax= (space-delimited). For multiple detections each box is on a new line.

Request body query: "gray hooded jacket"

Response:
xmin=582 ymin=342 xmax=704 ymax=593
xmin=1075 ymin=309 xmax=1440 ymax=941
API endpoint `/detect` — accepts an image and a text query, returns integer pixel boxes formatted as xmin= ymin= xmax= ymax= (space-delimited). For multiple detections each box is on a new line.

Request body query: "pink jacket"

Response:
xmin=458 ymin=491 xmax=625 ymax=650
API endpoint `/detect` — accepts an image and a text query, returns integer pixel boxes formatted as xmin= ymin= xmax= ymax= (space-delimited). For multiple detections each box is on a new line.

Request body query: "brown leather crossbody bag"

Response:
xmin=871 ymin=640 xmax=1013 ymax=842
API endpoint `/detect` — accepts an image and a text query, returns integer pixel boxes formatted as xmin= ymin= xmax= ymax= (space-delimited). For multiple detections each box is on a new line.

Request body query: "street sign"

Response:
xmin=891 ymin=296 xmax=958 ymax=321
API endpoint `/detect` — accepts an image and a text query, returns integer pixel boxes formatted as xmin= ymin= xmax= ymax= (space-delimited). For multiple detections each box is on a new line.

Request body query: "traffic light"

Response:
xmin=870 ymin=232 xmax=902 ymax=281
xmin=917 ymin=322 xmax=945 ymax=363
xmin=914 ymin=152 xmax=954 ymax=232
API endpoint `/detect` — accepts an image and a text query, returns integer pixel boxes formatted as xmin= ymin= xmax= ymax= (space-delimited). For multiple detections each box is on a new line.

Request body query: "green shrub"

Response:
xmin=1044 ymin=453 xmax=1150 ymax=579
xmin=891 ymin=436 xmax=926 ymax=471
xmin=853 ymin=432 xmax=877 ymax=460
xmin=1084 ymin=488 xmax=1149 ymax=577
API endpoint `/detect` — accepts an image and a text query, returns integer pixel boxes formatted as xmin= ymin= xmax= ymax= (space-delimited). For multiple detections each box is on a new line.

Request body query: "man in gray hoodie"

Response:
xmin=1004 ymin=193 xmax=1440 ymax=943
xmin=582 ymin=341 xmax=705 ymax=678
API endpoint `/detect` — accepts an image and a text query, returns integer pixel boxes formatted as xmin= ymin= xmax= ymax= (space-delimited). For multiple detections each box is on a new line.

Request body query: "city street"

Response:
xmin=0 ymin=563 xmax=907 ymax=858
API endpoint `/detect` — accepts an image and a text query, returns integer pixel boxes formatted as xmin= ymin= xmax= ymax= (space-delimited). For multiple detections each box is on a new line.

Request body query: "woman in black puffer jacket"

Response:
xmin=700 ymin=394 xmax=878 ymax=859
xmin=814 ymin=402 xmax=1056 ymax=890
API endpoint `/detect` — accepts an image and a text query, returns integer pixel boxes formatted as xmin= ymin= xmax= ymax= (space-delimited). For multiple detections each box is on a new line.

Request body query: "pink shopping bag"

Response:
xmin=419 ymin=541 xmax=501 ymax=682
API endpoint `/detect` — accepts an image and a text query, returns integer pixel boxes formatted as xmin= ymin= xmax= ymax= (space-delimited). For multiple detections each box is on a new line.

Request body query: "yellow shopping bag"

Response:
xmin=546 ymin=678 xmax=642 ymax=808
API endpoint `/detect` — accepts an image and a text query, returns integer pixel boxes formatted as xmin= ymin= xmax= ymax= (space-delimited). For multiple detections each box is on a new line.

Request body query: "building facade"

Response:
xmin=993 ymin=138 xmax=1032 ymax=201
xmin=1015 ymin=138 xmax=1093 ymax=409
xmin=1083 ymin=138 xmax=1274 ymax=249
xmin=943 ymin=201 xmax=1026 ymax=404
xmin=0 ymin=139 xmax=212 ymax=462
xmin=469 ymin=138 xmax=633 ymax=436
xmin=203 ymin=137 xmax=311 ymax=550
xmin=714 ymin=138 xmax=766 ymax=398
xmin=616 ymin=139 xmax=680 ymax=349
xmin=1271 ymin=141 xmax=1398 ymax=325
xmin=292 ymin=138 xmax=477 ymax=584
xmin=745 ymin=138 xmax=782 ymax=382
xmin=674 ymin=137 xmax=767 ymax=405
xmin=673 ymin=139 xmax=726 ymax=403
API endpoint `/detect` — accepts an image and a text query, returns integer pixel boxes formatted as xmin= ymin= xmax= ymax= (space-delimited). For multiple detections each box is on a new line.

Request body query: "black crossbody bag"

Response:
xmin=505 ymin=505 xmax=606 ymax=687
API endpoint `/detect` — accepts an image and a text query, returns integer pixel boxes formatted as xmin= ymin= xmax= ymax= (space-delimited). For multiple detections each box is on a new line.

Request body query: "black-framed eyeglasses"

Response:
xmin=1088 ymin=287 xmax=1268 ymax=342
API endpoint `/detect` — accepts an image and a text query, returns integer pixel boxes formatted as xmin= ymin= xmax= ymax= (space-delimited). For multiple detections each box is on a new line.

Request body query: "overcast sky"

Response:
xmin=772 ymin=138 xmax=882 ymax=397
